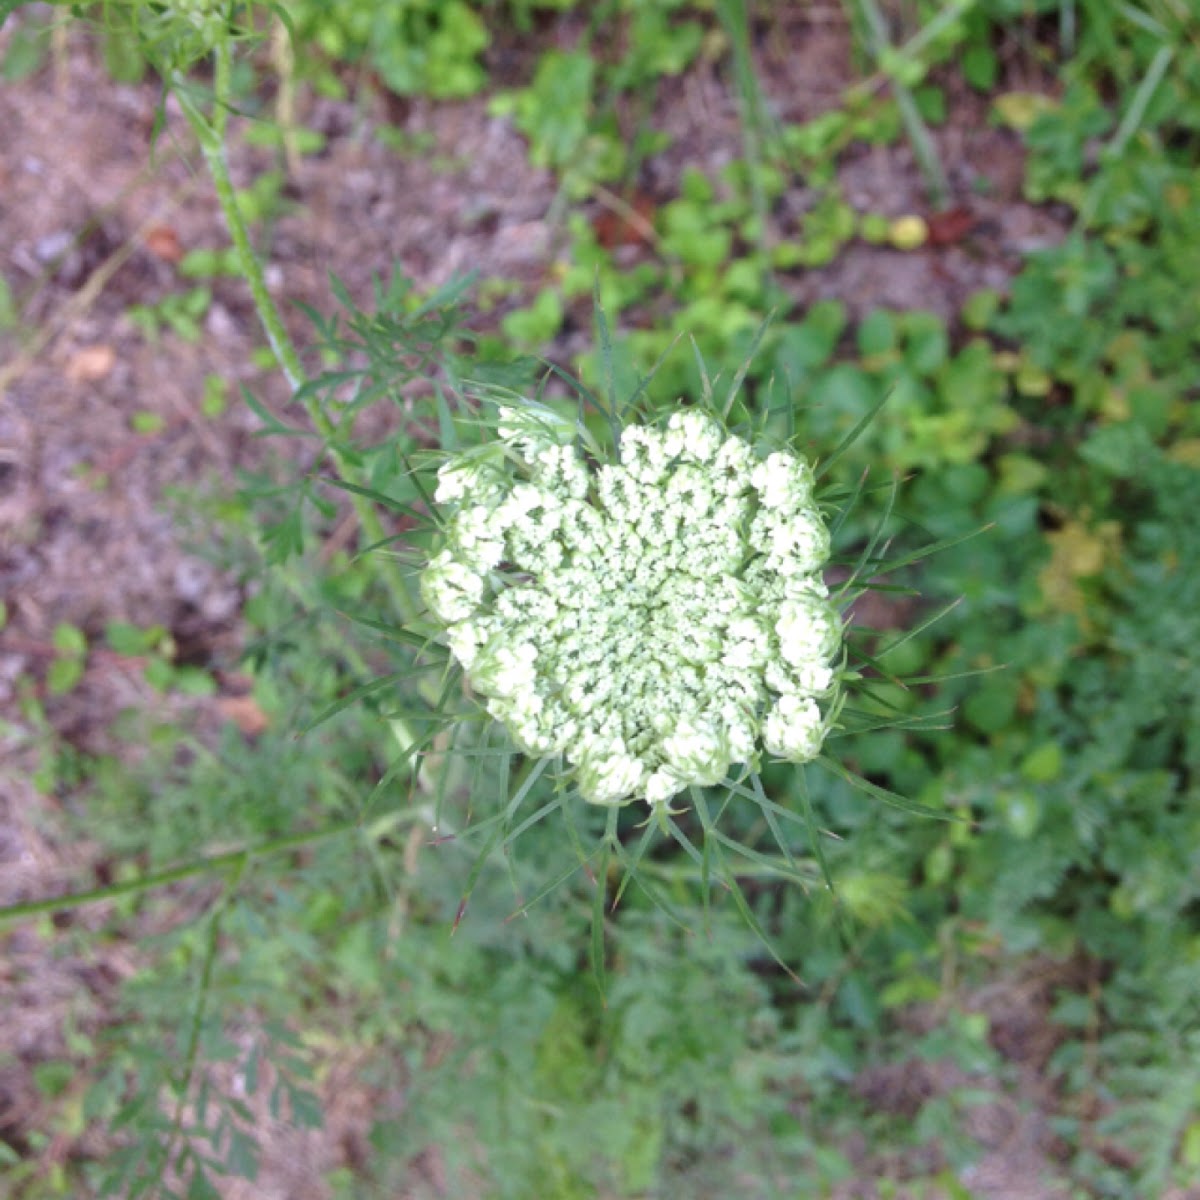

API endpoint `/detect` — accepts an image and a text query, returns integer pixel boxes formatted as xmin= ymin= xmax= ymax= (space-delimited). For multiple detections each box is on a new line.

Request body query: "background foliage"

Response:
xmin=2 ymin=1 xmax=1199 ymax=1197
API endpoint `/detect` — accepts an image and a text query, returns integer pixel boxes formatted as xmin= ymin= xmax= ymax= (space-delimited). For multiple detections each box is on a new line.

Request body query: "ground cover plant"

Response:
xmin=1 ymin=1 xmax=1199 ymax=1197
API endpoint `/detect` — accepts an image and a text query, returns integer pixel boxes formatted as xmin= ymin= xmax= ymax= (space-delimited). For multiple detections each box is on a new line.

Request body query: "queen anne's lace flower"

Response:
xmin=421 ymin=405 xmax=842 ymax=808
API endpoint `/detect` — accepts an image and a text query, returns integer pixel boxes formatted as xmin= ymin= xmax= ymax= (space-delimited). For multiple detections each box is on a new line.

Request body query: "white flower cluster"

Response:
xmin=421 ymin=405 xmax=842 ymax=808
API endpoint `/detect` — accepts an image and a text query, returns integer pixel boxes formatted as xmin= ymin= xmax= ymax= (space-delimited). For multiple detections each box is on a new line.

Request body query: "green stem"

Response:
xmin=0 ymin=822 xmax=358 ymax=925
xmin=178 ymin=45 xmax=303 ymax=392
xmin=893 ymin=88 xmax=950 ymax=210
xmin=716 ymin=0 xmax=777 ymax=284
xmin=172 ymin=43 xmax=418 ymax=623
xmin=853 ymin=0 xmax=950 ymax=209
xmin=149 ymin=855 xmax=247 ymax=1192
xmin=1106 ymin=43 xmax=1174 ymax=162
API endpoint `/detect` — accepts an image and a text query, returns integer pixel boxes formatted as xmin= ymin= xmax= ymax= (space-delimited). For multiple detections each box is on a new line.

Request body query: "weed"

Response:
xmin=4 ymin=1 xmax=1200 ymax=1195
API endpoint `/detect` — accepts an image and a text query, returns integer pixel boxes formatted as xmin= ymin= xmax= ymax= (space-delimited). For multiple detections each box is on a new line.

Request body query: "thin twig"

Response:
xmin=173 ymin=42 xmax=419 ymax=623
xmin=849 ymin=0 xmax=951 ymax=208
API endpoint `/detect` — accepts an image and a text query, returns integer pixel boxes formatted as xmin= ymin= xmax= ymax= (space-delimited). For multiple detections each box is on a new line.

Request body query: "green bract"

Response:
xmin=422 ymin=406 xmax=842 ymax=809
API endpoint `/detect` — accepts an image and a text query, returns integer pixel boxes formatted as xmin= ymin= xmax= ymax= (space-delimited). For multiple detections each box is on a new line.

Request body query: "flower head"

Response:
xmin=421 ymin=406 xmax=842 ymax=808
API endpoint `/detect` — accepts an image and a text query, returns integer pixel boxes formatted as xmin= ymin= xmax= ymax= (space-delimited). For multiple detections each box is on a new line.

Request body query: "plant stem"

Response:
xmin=1106 ymin=43 xmax=1174 ymax=161
xmin=852 ymin=0 xmax=951 ymax=209
xmin=177 ymin=43 xmax=303 ymax=391
xmin=148 ymin=855 xmax=246 ymax=1193
xmin=715 ymin=0 xmax=778 ymax=279
xmin=0 ymin=821 xmax=363 ymax=925
xmin=173 ymin=41 xmax=419 ymax=623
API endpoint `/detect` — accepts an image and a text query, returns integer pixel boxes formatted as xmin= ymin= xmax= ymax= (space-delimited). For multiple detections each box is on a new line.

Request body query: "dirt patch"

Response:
xmin=844 ymin=957 xmax=1119 ymax=1200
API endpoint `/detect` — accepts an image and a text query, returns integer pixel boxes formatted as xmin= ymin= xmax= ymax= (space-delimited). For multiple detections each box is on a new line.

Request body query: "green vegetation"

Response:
xmin=2 ymin=0 xmax=1199 ymax=1196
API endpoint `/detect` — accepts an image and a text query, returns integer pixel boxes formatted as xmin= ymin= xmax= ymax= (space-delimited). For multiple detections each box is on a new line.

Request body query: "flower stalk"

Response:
xmin=173 ymin=39 xmax=418 ymax=623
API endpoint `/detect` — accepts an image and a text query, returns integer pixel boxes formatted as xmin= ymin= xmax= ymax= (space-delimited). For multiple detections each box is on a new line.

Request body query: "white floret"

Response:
xmin=645 ymin=769 xmax=686 ymax=807
xmin=619 ymin=425 xmax=670 ymax=485
xmin=449 ymin=504 xmax=505 ymax=570
xmin=447 ymin=620 xmax=489 ymax=671
xmin=667 ymin=410 xmax=724 ymax=463
xmin=470 ymin=638 xmax=538 ymax=701
xmin=751 ymin=451 xmax=815 ymax=510
xmin=763 ymin=692 xmax=826 ymax=762
xmin=713 ymin=436 xmax=755 ymax=490
xmin=576 ymin=737 xmax=649 ymax=805
xmin=660 ymin=716 xmax=731 ymax=787
xmin=533 ymin=442 xmax=590 ymax=500
xmin=776 ymin=595 xmax=842 ymax=669
xmin=762 ymin=511 xmax=832 ymax=574
xmin=420 ymin=551 xmax=484 ymax=624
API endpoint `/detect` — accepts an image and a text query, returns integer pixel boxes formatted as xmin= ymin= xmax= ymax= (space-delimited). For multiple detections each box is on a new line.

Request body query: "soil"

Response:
xmin=0 ymin=6 xmax=1091 ymax=1197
